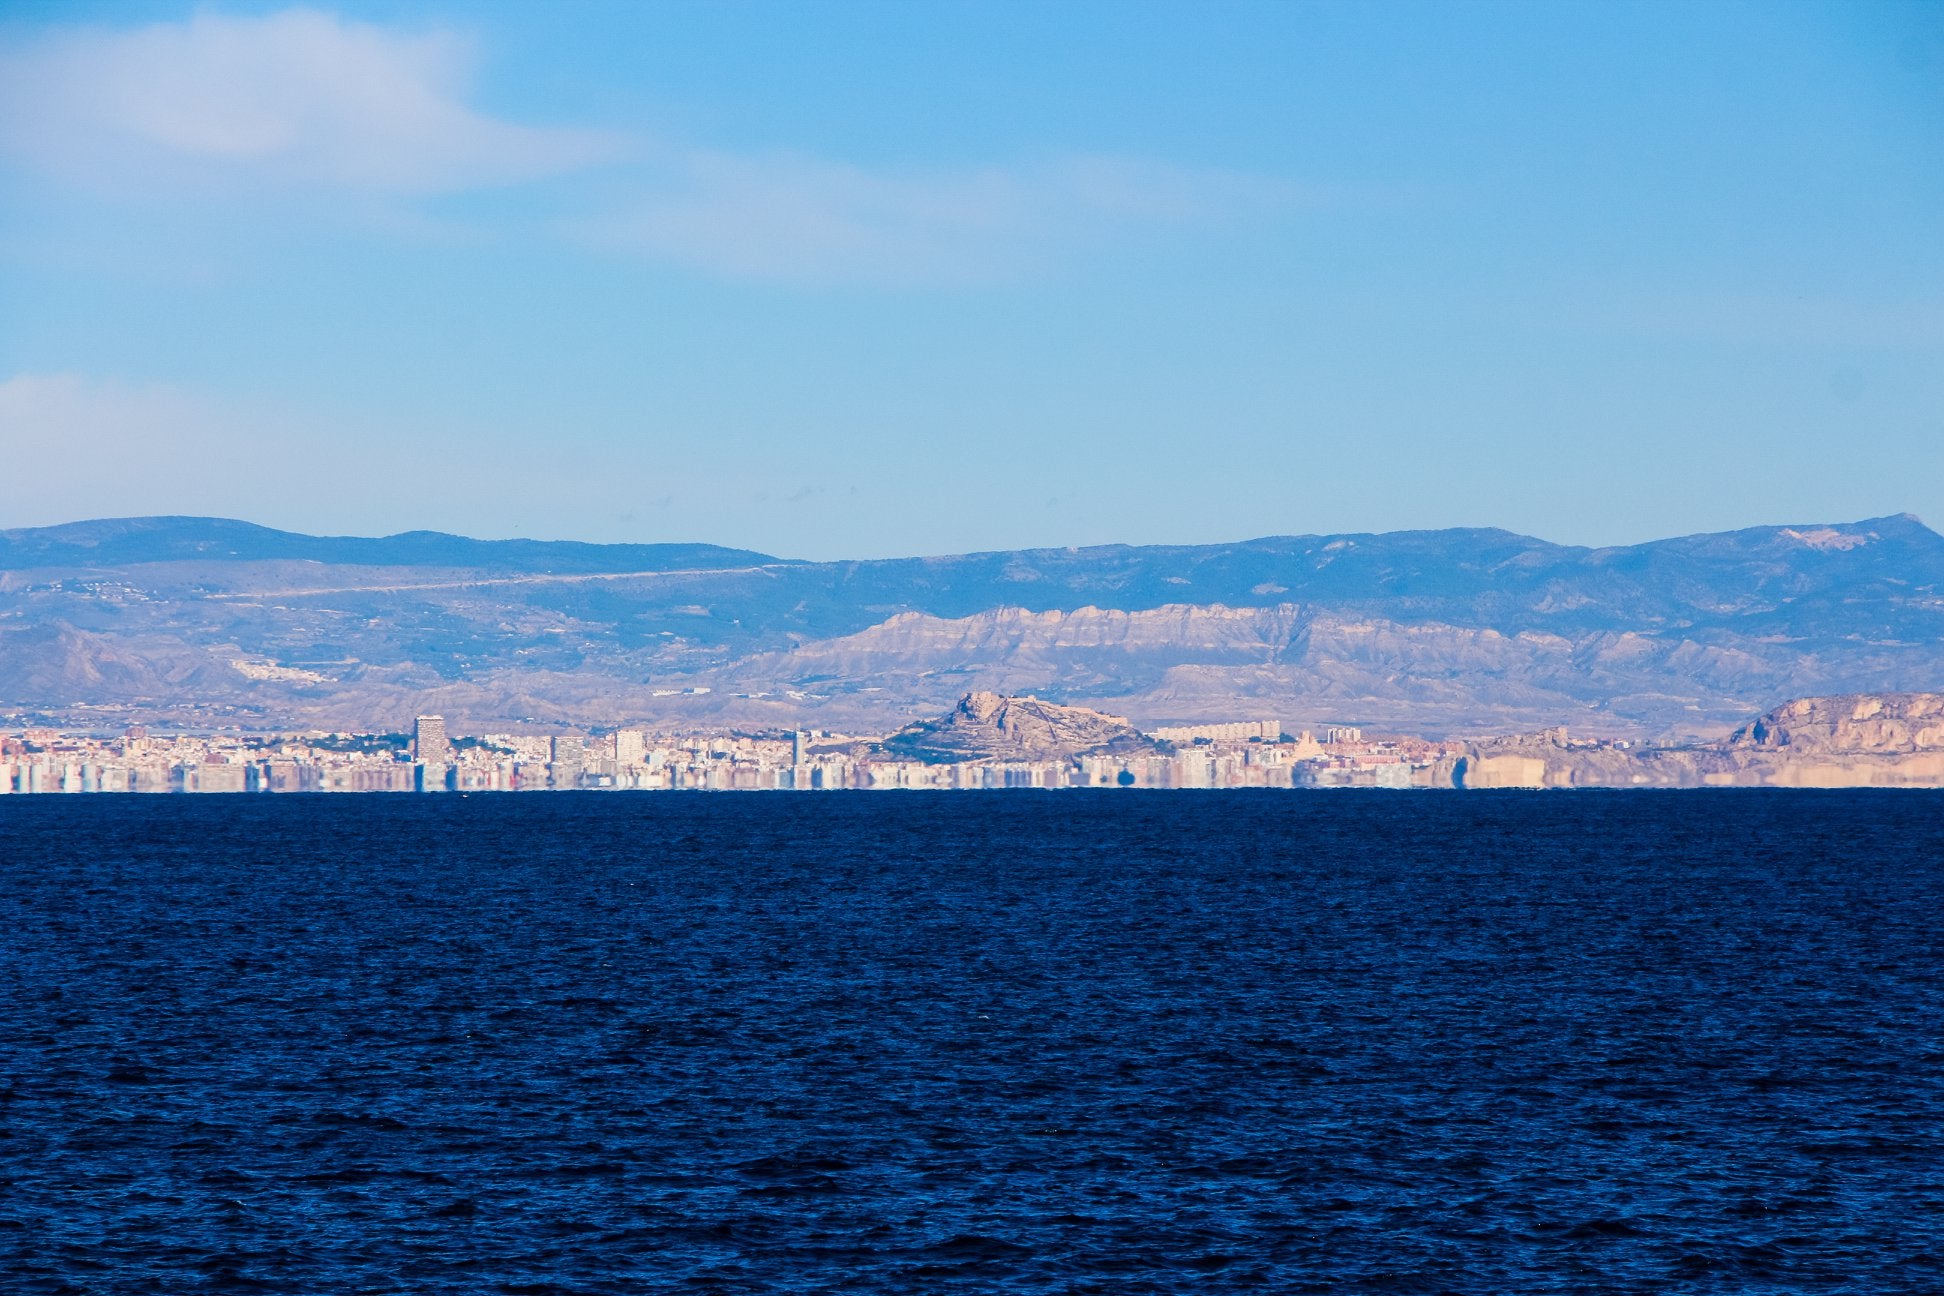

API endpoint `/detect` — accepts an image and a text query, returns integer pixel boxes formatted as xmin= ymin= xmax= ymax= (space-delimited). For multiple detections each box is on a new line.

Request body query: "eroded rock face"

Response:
xmin=1458 ymin=691 xmax=1944 ymax=787
xmin=959 ymin=691 xmax=1006 ymax=724
xmin=1728 ymin=693 xmax=1944 ymax=754
xmin=881 ymin=692 xmax=1161 ymax=764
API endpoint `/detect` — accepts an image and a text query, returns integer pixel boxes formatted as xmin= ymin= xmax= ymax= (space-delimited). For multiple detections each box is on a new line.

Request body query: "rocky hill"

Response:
xmin=1 ymin=514 xmax=1940 ymax=735
xmin=881 ymin=693 xmax=1159 ymax=764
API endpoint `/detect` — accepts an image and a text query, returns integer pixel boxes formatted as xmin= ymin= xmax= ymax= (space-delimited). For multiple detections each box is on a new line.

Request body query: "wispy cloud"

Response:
xmin=0 ymin=9 xmax=615 ymax=195
xmin=579 ymin=151 xmax=1297 ymax=284
xmin=0 ymin=8 xmax=1297 ymax=284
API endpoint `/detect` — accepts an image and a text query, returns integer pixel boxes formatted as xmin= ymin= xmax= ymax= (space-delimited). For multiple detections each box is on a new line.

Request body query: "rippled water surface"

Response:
xmin=3 ymin=791 xmax=1942 ymax=1293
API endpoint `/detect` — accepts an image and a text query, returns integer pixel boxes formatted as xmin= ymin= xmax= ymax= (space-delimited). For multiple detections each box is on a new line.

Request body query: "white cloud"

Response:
xmin=0 ymin=9 xmax=615 ymax=194
xmin=579 ymin=150 xmax=1298 ymax=284
xmin=0 ymin=8 xmax=1297 ymax=284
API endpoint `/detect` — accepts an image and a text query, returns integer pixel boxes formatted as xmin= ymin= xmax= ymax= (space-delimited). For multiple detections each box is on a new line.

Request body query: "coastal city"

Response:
xmin=0 ymin=710 xmax=1473 ymax=794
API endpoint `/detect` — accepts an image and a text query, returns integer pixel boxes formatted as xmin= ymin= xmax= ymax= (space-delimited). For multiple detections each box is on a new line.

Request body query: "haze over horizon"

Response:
xmin=2 ymin=507 xmax=1940 ymax=564
xmin=3 ymin=2 xmax=1941 ymax=559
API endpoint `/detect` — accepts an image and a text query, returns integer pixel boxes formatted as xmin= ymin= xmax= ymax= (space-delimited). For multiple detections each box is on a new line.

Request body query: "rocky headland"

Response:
xmin=1458 ymin=693 xmax=1944 ymax=788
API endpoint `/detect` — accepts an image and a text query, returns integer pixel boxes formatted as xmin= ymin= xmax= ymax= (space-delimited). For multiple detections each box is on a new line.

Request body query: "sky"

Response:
xmin=1 ymin=0 xmax=1940 ymax=559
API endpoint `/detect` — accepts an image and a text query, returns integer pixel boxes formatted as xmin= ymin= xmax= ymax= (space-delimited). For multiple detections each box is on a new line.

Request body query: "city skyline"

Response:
xmin=9 ymin=687 xmax=1944 ymax=792
xmin=2 ymin=2 xmax=1940 ymax=558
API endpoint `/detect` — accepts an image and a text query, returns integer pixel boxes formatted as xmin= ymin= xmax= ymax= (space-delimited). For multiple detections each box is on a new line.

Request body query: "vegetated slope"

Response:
xmin=0 ymin=514 xmax=1939 ymax=736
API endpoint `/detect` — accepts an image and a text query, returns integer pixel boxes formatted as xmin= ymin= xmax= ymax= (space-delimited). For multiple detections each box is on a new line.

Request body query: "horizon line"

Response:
xmin=0 ymin=510 xmax=1933 ymax=565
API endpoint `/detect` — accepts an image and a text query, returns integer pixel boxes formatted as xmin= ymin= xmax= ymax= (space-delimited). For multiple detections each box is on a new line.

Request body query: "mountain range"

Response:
xmin=2 ymin=514 xmax=1940 ymax=737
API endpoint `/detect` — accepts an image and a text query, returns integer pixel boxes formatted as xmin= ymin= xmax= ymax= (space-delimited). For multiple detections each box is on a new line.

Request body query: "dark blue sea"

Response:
xmin=2 ymin=792 xmax=1941 ymax=1294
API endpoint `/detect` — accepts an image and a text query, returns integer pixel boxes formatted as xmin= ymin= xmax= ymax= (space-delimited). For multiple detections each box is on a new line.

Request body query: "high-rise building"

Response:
xmin=413 ymin=715 xmax=451 ymax=764
xmin=549 ymin=735 xmax=585 ymax=789
xmin=614 ymin=729 xmax=646 ymax=767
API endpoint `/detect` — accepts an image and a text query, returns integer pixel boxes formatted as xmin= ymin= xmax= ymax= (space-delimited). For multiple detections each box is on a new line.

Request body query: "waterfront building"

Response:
xmin=181 ymin=764 xmax=248 ymax=793
xmin=1149 ymin=720 xmax=1281 ymax=744
xmin=549 ymin=735 xmax=585 ymax=789
xmin=413 ymin=715 xmax=451 ymax=764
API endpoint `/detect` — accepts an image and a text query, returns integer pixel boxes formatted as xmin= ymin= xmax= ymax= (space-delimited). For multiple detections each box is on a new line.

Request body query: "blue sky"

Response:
xmin=1 ymin=1 xmax=1939 ymax=558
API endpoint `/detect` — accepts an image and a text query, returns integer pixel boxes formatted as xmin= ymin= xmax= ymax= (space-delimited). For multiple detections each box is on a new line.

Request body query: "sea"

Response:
xmin=2 ymin=791 xmax=1940 ymax=1294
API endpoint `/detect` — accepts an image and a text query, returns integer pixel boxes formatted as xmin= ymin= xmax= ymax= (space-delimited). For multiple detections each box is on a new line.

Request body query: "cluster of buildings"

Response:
xmin=0 ymin=714 xmax=1468 ymax=795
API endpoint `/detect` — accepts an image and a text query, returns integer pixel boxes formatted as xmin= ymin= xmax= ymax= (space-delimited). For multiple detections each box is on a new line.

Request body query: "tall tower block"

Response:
xmin=413 ymin=715 xmax=451 ymax=764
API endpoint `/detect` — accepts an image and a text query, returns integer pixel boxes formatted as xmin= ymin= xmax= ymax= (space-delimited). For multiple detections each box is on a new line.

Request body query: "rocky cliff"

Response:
xmin=731 ymin=601 xmax=1857 ymax=737
xmin=1458 ymin=693 xmax=1944 ymax=788
xmin=1726 ymin=693 xmax=1944 ymax=755
xmin=880 ymin=692 xmax=1160 ymax=764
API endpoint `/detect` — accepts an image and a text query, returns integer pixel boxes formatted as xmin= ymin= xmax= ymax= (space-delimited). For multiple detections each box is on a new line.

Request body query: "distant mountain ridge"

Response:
xmin=1 ymin=513 xmax=1939 ymax=737
xmin=0 ymin=516 xmax=777 ymax=574
xmin=6 ymin=512 xmax=1940 ymax=631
